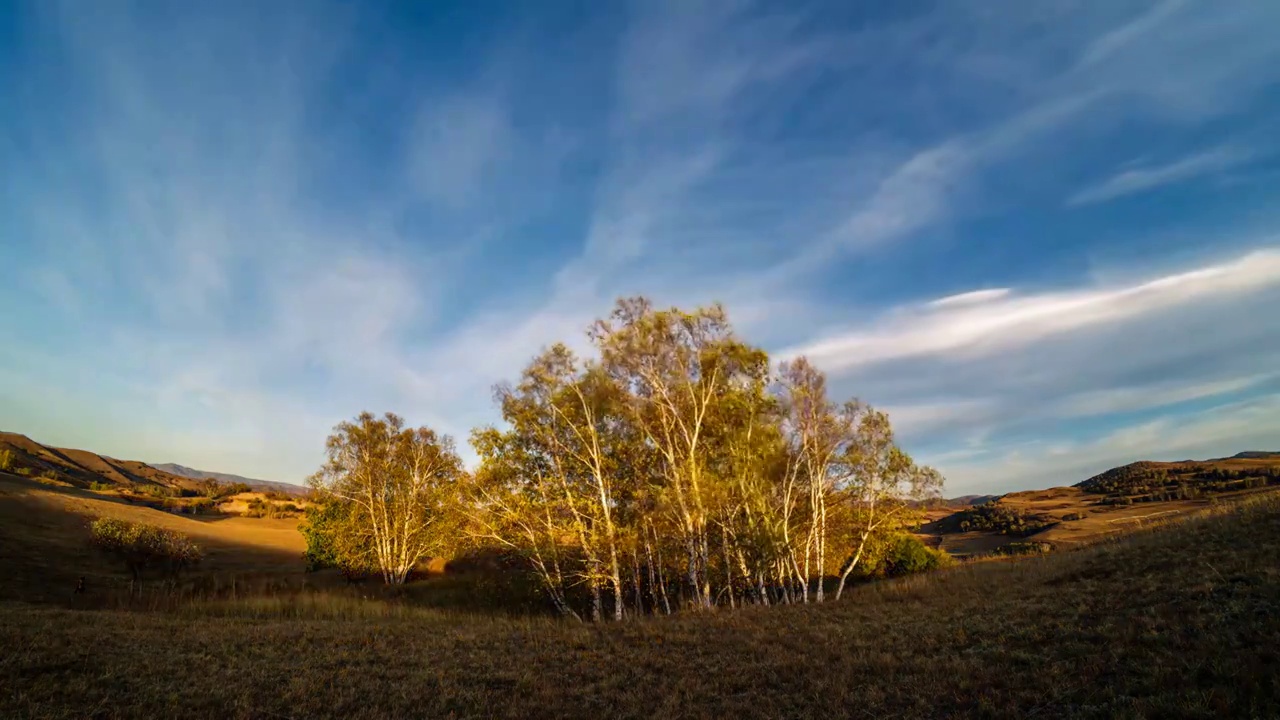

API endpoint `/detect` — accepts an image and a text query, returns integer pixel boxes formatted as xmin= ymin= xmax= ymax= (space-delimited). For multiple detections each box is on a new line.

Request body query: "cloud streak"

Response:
xmin=1068 ymin=146 xmax=1259 ymax=206
xmin=782 ymin=248 xmax=1280 ymax=373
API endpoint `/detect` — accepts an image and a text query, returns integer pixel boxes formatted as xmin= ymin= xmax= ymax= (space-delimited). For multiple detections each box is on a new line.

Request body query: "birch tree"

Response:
xmin=308 ymin=412 xmax=465 ymax=585
xmin=591 ymin=297 xmax=763 ymax=610
xmin=833 ymin=407 xmax=942 ymax=600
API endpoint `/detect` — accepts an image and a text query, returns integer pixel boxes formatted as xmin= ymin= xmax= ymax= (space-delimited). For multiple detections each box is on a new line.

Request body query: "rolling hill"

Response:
xmin=920 ymin=452 xmax=1280 ymax=557
xmin=0 ymin=432 xmax=303 ymax=497
xmin=0 ymin=432 xmax=199 ymax=493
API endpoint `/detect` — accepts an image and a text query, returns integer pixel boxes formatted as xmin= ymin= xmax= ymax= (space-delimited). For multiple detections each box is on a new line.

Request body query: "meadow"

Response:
xmin=2 ymin=471 xmax=1278 ymax=719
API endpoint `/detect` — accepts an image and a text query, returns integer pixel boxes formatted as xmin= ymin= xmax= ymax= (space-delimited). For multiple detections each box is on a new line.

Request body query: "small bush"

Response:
xmin=15 ymin=467 xmax=31 ymax=476
xmin=994 ymin=541 xmax=1052 ymax=556
xmin=89 ymin=518 xmax=203 ymax=591
xmin=89 ymin=482 xmax=115 ymax=492
xmin=1061 ymin=512 xmax=1084 ymax=521
xmin=0 ymin=448 xmax=12 ymax=471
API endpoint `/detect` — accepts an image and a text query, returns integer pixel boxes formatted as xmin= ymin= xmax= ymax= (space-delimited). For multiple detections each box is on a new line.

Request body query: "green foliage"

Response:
xmin=197 ymin=478 xmax=251 ymax=499
xmin=88 ymin=518 xmax=202 ymax=587
xmin=957 ymin=503 xmax=1055 ymax=537
xmin=15 ymin=467 xmax=30 ymax=476
xmin=0 ymin=449 xmax=12 ymax=471
xmin=299 ymin=499 xmax=369 ymax=574
xmin=89 ymin=482 xmax=114 ymax=492
xmin=994 ymin=541 xmax=1053 ymax=557
xmin=245 ymin=497 xmax=301 ymax=519
xmin=880 ymin=535 xmax=952 ymax=577
xmin=137 ymin=484 xmax=175 ymax=499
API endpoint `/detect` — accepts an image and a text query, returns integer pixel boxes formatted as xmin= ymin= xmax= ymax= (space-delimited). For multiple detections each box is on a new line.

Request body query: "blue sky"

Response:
xmin=2 ymin=0 xmax=1279 ymax=494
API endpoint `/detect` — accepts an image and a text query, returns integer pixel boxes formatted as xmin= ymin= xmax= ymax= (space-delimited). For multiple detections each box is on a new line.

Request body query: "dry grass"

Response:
xmin=0 ymin=473 xmax=304 ymax=603
xmin=923 ymin=484 xmax=1280 ymax=557
xmin=2 ymin=484 xmax=1278 ymax=718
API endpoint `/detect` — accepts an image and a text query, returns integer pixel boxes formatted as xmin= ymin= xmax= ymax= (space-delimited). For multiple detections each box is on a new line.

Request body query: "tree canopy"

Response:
xmin=305 ymin=297 xmax=943 ymax=618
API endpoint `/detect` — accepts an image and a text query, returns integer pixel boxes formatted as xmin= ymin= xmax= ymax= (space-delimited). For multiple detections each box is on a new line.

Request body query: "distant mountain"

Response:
xmin=948 ymin=494 xmax=1000 ymax=507
xmin=1217 ymin=451 xmax=1280 ymax=460
xmin=152 ymin=463 xmax=305 ymax=496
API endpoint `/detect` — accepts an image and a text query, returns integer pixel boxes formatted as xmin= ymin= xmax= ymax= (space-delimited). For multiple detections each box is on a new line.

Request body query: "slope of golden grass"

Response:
xmin=0 ymin=473 xmax=304 ymax=603
xmin=923 ymin=484 xmax=1280 ymax=556
xmin=2 ymin=492 xmax=1278 ymax=718
xmin=0 ymin=431 xmax=197 ymax=491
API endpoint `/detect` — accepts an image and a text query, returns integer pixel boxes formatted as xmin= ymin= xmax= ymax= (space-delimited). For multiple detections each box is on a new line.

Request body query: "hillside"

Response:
xmin=1076 ymin=454 xmax=1280 ymax=498
xmin=0 ymin=432 xmax=199 ymax=493
xmin=0 ymin=472 xmax=305 ymax=603
xmin=3 ymin=487 xmax=1277 ymax=717
xmin=152 ymin=462 xmax=305 ymax=496
xmin=922 ymin=452 xmax=1280 ymax=557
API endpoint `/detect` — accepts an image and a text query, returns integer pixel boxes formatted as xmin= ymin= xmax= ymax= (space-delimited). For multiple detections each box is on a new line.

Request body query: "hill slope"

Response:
xmin=0 ymin=472 xmax=304 ymax=603
xmin=0 ymin=432 xmax=198 ymax=492
xmin=922 ymin=452 xmax=1280 ymax=557
xmin=1076 ymin=454 xmax=1280 ymax=497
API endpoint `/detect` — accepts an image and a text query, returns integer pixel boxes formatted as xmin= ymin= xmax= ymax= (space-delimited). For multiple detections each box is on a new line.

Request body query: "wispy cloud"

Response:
xmin=781 ymin=248 xmax=1280 ymax=373
xmin=1068 ymin=146 xmax=1258 ymax=206
xmin=3 ymin=0 xmax=1279 ymax=490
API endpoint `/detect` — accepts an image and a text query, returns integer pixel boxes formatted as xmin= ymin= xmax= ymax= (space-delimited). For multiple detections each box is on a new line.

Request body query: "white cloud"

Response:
xmin=1068 ymin=146 xmax=1257 ymax=206
xmin=781 ymin=247 xmax=1280 ymax=373
xmin=929 ymin=288 xmax=1012 ymax=308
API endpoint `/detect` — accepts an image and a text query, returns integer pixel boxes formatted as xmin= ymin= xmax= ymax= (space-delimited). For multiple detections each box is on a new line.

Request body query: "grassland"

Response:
xmin=920 ymin=483 xmax=1280 ymax=557
xmin=2 ymin=469 xmax=1278 ymax=718
xmin=0 ymin=473 xmax=305 ymax=604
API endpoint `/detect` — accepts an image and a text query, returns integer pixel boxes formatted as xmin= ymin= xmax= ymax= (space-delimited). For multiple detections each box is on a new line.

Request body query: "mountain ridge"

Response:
xmin=151 ymin=463 xmax=304 ymax=494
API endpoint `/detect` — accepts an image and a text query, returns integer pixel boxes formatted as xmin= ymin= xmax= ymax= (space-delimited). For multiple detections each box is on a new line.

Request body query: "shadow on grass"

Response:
xmin=0 ymin=474 xmax=562 ymax=617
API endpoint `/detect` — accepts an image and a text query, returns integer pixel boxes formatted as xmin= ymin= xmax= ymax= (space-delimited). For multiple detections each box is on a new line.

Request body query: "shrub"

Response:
xmin=89 ymin=482 xmax=114 ymax=492
xmin=994 ymin=541 xmax=1052 ymax=556
xmin=89 ymin=518 xmax=202 ymax=591
xmin=138 ymin=484 xmax=175 ymax=499
xmin=881 ymin=535 xmax=952 ymax=577
xmin=15 ymin=467 xmax=30 ymax=476
xmin=0 ymin=448 xmax=12 ymax=471
xmin=1061 ymin=512 xmax=1084 ymax=521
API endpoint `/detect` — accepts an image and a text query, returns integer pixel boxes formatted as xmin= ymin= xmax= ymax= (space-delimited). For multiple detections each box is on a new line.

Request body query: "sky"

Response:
xmin=2 ymin=0 xmax=1279 ymax=494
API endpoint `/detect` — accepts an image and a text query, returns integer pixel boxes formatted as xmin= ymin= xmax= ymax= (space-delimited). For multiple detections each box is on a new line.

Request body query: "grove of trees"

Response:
xmin=304 ymin=297 xmax=943 ymax=620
